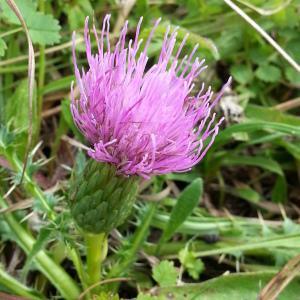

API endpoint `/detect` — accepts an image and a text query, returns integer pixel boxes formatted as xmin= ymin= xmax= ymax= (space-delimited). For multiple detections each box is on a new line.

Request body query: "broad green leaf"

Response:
xmin=27 ymin=13 xmax=61 ymax=45
xmin=159 ymin=178 xmax=203 ymax=243
xmin=0 ymin=37 xmax=7 ymax=57
xmin=152 ymin=261 xmax=178 ymax=287
xmin=0 ymin=0 xmax=61 ymax=45
xmin=222 ymin=155 xmax=283 ymax=176
xmin=230 ymin=65 xmax=253 ymax=84
xmin=0 ymin=0 xmax=36 ymax=23
xmin=255 ymin=64 xmax=281 ymax=82
xmin=154 ymin=272 xmax=300 ymax=300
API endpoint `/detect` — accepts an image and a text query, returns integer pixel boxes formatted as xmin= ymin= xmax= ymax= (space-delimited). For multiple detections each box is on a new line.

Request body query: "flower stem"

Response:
xmin=85 ymin=232 xmax=107 ymax=289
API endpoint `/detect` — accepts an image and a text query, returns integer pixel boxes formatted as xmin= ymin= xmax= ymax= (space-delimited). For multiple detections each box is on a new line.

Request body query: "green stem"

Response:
xmin=0 ymin=195 xmax=81 ymax=299
xmin=68 ymin=246 xmax=87 ymax=290
xmin=85 ymin=233 xmax=107 ymax=288
xmin=0 ymin=266 xmax=43 ymax=300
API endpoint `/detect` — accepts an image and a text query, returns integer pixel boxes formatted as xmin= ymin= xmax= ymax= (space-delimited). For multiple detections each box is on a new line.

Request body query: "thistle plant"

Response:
xmin=2 ymin=0 xmax=300 ymax=299
xmin=70 ymin=15 xmax=230 ymax=292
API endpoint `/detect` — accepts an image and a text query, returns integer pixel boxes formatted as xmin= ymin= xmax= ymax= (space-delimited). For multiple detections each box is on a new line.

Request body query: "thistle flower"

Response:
xmin=71 ymin=15 xmax=231 ymax=178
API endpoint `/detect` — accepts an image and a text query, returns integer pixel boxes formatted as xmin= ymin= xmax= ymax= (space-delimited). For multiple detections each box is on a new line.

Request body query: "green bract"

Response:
xmin=69 ymin=160 xmax=138 ymax=234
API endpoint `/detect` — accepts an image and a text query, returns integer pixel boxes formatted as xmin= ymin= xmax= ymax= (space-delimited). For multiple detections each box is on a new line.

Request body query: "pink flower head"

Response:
xmin=71 ymin=15 xmax=231 ymax=178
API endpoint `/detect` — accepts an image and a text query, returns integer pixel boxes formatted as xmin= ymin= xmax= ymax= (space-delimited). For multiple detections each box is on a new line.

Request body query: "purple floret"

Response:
xmin=71 ymin=15 xmax=231 ymax=178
